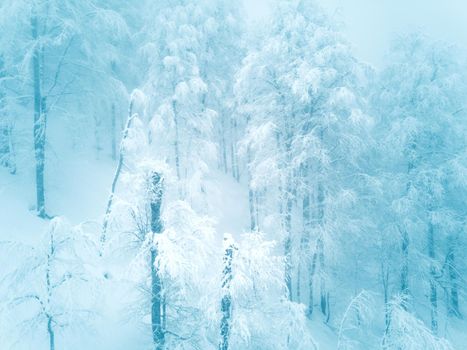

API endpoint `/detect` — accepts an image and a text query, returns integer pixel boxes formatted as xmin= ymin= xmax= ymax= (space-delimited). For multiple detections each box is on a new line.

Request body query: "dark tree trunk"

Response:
xmin=32 ymin=13 xmax=47 ymax=218
xmin=316 ymin=123 xmax=329 ymax=319
xmin=284 ymin=183 xmax=293 ymax=300
xmin=93 ymin=112 xmax=102 ymax=158
xmin=400 ymin=229 xmax=409 ymax=308
xmin=219 ymin=236 xmax=235 ymax=350
xmin=247 ymin=145 xmax=257 ymax=232
xmin=46 ymin=226 xmax=55 ymax=350
xmin=230 ymin=117 xmax=239 ymax=181
xmin=447 ymin=236 xmax=461 ymax=318
xmin=427 ymin=219 xmax=438 ymax=333
xmin=283 ymin=123 xmax=293 ymax=301
xmin=111 ymin=103 xmax=117 ymax=161
xmin=47 ymin=315 xmax=55 ymax=350
xmin=381 ymin=261 xmax=390 ymax=330
xmin=316 ymin=182 xmax=329 ymax=319
xmin=220 ymin=116 xmax=228 ymax=173
xmin=150 ymin=172 xmax=165 ymax=350
xmin=297 ymin=165 xmax=310 ymax=302
xmin=0 ymin=55 xmax=15 ymax=174
xmin=400 ymin=140 xmax=416 ymax=308
xmin=248 ymin=188 xmax=256 ymax=232
xmin=318 ymin=235 xmax=327 ymax=318
xmin=172 ymin=100 xmax=181 ymax=182
xmin=307 ymin=239 xmax=319 ymax=318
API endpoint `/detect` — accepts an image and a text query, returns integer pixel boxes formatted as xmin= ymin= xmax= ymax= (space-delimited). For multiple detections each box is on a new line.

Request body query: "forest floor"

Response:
xmin=0 ymin=156 xmax=351 ymax=349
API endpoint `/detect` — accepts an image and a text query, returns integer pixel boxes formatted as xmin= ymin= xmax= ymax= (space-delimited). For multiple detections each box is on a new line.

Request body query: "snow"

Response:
xmin=1 ymin=1 xmax=466 ymax=349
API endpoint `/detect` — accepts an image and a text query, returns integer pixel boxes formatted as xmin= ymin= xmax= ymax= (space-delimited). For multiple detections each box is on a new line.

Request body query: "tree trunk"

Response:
xmin=220 ymin=116 xmax=228 ymax=173
xmin=150 ymin=172 xmax=165 ymax=350
xmin=255 ymin=190 xmax=261 ymax=230
xmin=400 ymin=229 xmax=409 ymax=308
xmin=247 ymin=144 xmax=257 ymax=232
xmin=93 ymin=112 xmax=102 ymax=159
xmin=230 ymin=117 xmax=239 ymax=181
xmin=318 ymin=234 xmax=327 ymax=317
xmin=297 ymin=165 xmax=311 ymax=302
xmin=447 ymin=236 xmax=461 ymax=318
xmin=0 ymin=55 xmax=15 ymax=174
xmin=307 ymin=239 xmax=319 ymax=318
xmin=111 ymin=103 xmax=117 ymax=160
xmin=46 ymin=225 xmax=55 ymax=350
xmin=428 ymin=219 xmax=438 ymax=333
xmin=0 ymin=122 xmax=16 ymax=174
xmin=284 ymin=180 xmax=293 ymax=301
xmin=47 ymin=315 xmax=55 ymax=350
xmin=101 ymin=99 xmax=135 ymax=250
xmin=316 ymin=182 xmax=329 ymax=319
xmin=172 ymin=100 xmax=181 ymax=182
xmin=316 ymin=123 xmax=329 ymax=319
xmin=401 ymin=140 xmax=415 ymax=307
xmin=219 ymin=235 xmax=235 ymax=350
xmin=381 ymin=261 xmax=390 ymax=330
xmin=32 ymin=13 xmax=47 ymax=218
xmin=283 ymin=123 xmax=293 ymax=301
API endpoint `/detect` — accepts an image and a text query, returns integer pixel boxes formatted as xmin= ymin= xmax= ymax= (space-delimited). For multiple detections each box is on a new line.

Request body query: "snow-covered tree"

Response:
xmin=373 ymin=33 xmax=467 ymax=333
xmin=0 ymin=218 xmax=97 ymax=350
xmin=235 ymin=1 xmax=371 ymax=321
xmin=0 ymin=54 xmax=16 ymax=174
xmin=139 ymin=0 xmax=244 ymax=208
xmin=227 ymin=232 xmax=317 ymax=350
xmin=0 ymin=0 xmax=133 ymax=217
xmin=382 ymin=296 xmax=453 ymax=350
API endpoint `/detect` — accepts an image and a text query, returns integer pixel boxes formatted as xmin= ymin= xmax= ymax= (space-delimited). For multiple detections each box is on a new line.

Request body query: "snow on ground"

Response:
xmin=0 ymin=157 xmax=114 ymax=242
xmin=0 ymin=151 xmax=340 ymax=350
xmin=206 ymin=171 xmax=250 ymax=237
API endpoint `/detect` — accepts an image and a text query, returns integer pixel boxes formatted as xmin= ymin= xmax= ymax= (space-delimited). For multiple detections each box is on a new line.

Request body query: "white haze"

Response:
xmin=244 ymin=0 xmax=467 ymax=66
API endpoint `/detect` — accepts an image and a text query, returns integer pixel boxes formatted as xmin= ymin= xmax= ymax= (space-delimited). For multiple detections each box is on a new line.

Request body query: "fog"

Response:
xmin=244 ymin=0 xmax=467 ymax=66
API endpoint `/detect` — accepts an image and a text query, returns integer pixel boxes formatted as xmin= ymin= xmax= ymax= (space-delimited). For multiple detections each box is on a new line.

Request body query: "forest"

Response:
xmin=0 ymin=0 xmax=466 ymax=349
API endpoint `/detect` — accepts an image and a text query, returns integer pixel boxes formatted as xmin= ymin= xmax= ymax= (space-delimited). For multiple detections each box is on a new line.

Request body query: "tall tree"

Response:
xmin=0 ymin=0 xmax=131 ymax=217
xmin=235 ymin=0 xmax=370 ymax=314
xmin=218 ymin=234 xmax=236 ymax=350
xmin=140 ymin=0 xmax=244 ymax=210
xmin=150 ymin=172 xmax=165 ymax=349
xmin=373 ymin=33 xmax=467 ymax=332
xmin=0 ymin=54 xmax=15 ymax=174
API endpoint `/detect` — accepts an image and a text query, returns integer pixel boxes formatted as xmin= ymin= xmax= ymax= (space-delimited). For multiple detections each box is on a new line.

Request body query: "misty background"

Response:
xmin=244 ymin=0 xmax=467 ymax=66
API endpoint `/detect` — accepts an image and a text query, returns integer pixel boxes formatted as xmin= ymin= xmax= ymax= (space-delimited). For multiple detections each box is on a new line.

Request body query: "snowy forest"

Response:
xmin=0 ymin=0 xmax=466 ymax=349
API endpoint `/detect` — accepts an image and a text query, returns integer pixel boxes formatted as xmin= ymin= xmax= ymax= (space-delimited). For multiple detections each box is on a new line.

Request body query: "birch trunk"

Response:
xmin=101 ymin=99 xmax=135 ymax=249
